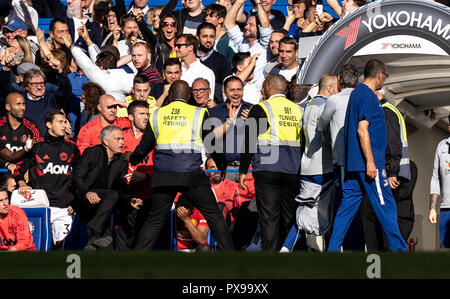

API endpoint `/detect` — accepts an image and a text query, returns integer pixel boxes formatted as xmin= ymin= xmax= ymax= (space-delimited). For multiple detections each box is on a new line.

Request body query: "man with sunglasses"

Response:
xmin=76 ymin=94 xmax=130 ymax=154
xmin=327 ymin=59 xmax=408 ymax=252
xmin=175 ymin=34 xmax=216 ymax=99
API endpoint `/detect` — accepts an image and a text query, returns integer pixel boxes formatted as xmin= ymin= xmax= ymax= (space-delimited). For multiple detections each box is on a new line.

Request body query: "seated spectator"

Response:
xmin=15 ymin=110 xmax=80 ymax=248
xmin=224 ymin=0 xmax=272 ymax=91
xmin=175 ymin=195 xmax=211 ymax=252
xmin=117 ymin=74 xmax=158 ymax=117
xmin=176 ymin=33 xmax=216 ymax=98
xmin=0 ymin=188 xmax=36 ymax=251
xmin=157 ymin=57 xmax=182 ymax=106
xmin=206 ymin=155 xmax=239 ymax=223
xmin=76 ymin=94 xmax=130 ymax=154
xmin=0 ymin=92 xmax=40 ymax=174
xmin=269 ymin=37 xmax=299 ymax=83
xmin=191 ymin=78 xmax=216 ymax=108
xmin=196 ymin=22 xmax=232 ymax=103
xmin=0 ymin=173 xmax=16 ymax=192
xmin=73 ymin=125 xmax=142 ymax=250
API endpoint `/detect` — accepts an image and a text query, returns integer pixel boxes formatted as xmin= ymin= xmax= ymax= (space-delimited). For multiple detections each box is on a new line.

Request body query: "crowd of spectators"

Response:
xmin=0 ymin=0 xmax=448 ymax=252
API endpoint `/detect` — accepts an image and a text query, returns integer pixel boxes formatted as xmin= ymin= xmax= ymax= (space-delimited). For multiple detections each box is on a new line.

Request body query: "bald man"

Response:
xmin=0 ymin=93 xmax=40 ymax=172
xmin=301 ymin=74 xmax=338 ymax=177
xmin=125 ymin=80 xmax=235 ymax=250
xmin=239 ymin=74 xmax=303 ymax=251
xmin=77 ymin=94 xmax=131 ymax=154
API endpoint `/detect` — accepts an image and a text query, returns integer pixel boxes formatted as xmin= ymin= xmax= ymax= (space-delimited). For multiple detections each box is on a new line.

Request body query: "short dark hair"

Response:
xmin=232 ymin=52 xmax=251 ymax=73
xmin=164 ymin=57 xmax=182 ymax=70
xmin=127 ymin=100 xmax=149 ymax=116
xmin=279 ymin=36 xmax=298 ymax=51
xmin=354 ymin=0 xmax=367 ymax=7
xmin=95 ymin=51 xmax=117 ymax=70
xmin=271 ymin=29 xmax=288 ymax=37
xmin=203 ymin=4 xmax=227 ymax=19
xmin=0 ymin=173 xmax=14 ymax=191
xmin=49 ymin=18 xmax=67 ymax=33
xmin=223 ymin=75 xmax=243 ymax=90
xmin=120 ymin=14 xmax=137 ymax=27
xmin=196 ymin=22 xmax=216 ymax=36
xmin=133 ymin=74 xmax=150 ymax=86
xmin=176 ymin=34 xmax=199 ymax=53
xmin=176 ymin=195 xmax=194 ymax=211
xmin=364 ymin=59 xmax=386 ymax=79
xmin=339 ymin=64 xmax=359 ymax=88
xmin=45 ymin=110 xmax=65 ymax=124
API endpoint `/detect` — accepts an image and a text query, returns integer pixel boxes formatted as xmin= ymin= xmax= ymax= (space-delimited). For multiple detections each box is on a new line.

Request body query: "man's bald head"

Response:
xmin=98 ymin=94 xmax=118 ymax=123
xmin=5 ymin=92 xmax=26 ymax=120
xmin=318 ymin=74 xmax=339 ymax=97
xmin=6 ymin=92 xmax=24 ymax=105
xmin=263 ymin=74 xmax=288 ymax=98
xmin=168 ymin=80 xmax=190 ymax=102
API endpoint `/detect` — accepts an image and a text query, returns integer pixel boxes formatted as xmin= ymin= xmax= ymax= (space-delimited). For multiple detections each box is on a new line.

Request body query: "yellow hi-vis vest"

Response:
xmin=253 ymin=95 xmax=302 ymax=174
xmin=150 ymin=100 xmax=207 ymax=171
xmin=382 ymin=101 xmax=411 ymax=181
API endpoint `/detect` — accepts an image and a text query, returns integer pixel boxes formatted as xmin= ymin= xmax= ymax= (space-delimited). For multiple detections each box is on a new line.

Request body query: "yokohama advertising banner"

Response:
xmin=297 ymin=0 xmax=450 ymax=84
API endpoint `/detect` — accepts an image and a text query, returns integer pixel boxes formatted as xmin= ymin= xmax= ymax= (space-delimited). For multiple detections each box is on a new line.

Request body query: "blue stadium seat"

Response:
xmin=22 ymin=207 xmax=52 ymax=251
xmin=62 ymin=213 xmax=89 ymax=250
xmin=38 ymin=18 xmax=52 ymax=34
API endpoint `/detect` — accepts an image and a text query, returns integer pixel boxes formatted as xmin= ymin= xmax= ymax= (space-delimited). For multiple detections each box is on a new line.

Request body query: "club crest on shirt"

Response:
xmin=60 ymin=152 xmax=68 ymax=161
xmin=381 ymin=169 xmax=387 ymax=178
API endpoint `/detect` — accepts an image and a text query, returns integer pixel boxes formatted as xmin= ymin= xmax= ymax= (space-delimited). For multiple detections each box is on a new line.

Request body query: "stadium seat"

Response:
xmin=22 ymin=207 xmax=52 ymax=251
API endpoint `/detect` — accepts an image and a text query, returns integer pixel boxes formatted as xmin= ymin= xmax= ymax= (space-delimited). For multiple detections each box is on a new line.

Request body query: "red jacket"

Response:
xmin=0 ymin=205 xmax=36 ymax=251
xmin=77 ymin=116 xmax=130 ymax=154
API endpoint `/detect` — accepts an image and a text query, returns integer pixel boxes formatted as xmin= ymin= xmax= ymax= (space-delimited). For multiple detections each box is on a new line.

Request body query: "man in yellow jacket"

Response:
xmin=117 ymin=75 xmax=159 ymax=117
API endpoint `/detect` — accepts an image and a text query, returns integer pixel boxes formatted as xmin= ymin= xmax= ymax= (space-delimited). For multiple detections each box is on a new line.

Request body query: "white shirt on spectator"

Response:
xmin=181 ymin=58 xmax=216 ymax=98
xmin=71 ymin=46 xmax=133 ymax=102
xmin=227 ymin=24 xmax=272 ymax=91
xmin=242 ymin=79 xmax=262 ymax=104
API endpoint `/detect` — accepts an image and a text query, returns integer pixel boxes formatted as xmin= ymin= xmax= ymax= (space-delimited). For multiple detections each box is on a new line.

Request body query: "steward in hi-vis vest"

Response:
xmin=126 ymin=80 xmax=234 ymax=251
xmin=238 ymin=74 xmax=302 ymax=251
xmin=382 ymin=101 xmax=411 ymax=181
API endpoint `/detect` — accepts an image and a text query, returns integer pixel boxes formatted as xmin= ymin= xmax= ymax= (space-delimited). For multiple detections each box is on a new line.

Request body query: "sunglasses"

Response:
xmin=162 ymin=21 xmax=176 ymax=27
xmin=175 ymin=43 xmax=190 ymax=48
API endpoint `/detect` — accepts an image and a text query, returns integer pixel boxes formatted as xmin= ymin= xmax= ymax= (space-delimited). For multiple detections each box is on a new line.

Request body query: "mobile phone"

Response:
xmin=9 ymin=52 xmax=24 ymax=65
xmin=316 ymin=4 xmax=323 ymax=16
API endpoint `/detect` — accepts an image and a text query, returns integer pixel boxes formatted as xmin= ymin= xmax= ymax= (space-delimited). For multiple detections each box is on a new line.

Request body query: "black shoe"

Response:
xmin=84 ymin=236 xmax=113 ymax=251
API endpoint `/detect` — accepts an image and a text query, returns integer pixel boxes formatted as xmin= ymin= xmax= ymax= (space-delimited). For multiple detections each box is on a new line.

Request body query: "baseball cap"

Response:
xmin=4 ymin=18 xmax=28 ymax=32
xmin=17 ymin=63 xmax=41 ymax=75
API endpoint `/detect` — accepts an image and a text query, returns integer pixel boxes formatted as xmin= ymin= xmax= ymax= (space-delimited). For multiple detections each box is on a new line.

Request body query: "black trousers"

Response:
xmin=134 ymin=184 xmax=235 ymax=250
xmin=253 ymin=171 xmax=300 ymax=251
xmin=359 ymin=187 xmax=415 ymax=251
xmin=79 ymin=189 xmax=120 ymax=237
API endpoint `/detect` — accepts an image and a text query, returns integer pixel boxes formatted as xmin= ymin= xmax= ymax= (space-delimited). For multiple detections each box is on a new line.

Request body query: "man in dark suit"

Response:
xmin=73 ymin=125 xmax=143 ymax=250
